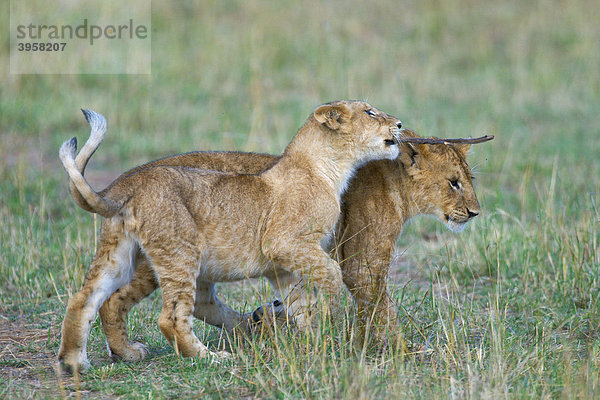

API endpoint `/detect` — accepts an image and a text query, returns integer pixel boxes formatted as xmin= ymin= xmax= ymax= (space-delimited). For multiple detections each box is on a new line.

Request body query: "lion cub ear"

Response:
xmin=399 ymin=143 xmax=429 ymax=170
xmin=399 ymin=143 xmax=419 ymax=169
xmin=313 ymin=103 xmax=351 ymax=131
xmin=453 ymin=143 xmax=471 ymax=159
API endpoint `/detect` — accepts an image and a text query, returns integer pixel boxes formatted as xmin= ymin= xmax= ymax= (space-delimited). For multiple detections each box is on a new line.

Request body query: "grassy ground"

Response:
xmin=1 ymin=0 xmax=599 ymax=398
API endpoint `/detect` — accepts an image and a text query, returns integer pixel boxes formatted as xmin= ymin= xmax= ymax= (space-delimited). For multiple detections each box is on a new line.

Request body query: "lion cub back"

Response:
xmin=104 ymin=165 xmax=274 ymax=280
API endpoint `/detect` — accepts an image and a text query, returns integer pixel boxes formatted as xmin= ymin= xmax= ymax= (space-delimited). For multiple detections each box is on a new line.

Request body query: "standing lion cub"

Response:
xmin=57 ymin=100 xmax=404 ymax=371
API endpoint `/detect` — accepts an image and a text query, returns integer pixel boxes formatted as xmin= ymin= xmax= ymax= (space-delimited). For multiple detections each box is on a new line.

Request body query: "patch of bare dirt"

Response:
xmin=0 ymin=314 xmax=66 ymax=397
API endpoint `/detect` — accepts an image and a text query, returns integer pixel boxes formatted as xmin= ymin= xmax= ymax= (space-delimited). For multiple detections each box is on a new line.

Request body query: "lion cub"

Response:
xmin=57 ymin=100 xmax=403 ymax=371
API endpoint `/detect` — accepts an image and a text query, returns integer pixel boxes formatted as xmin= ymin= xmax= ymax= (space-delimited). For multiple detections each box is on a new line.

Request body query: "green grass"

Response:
xmin=1 ymin=0 xmax=599 ymax=398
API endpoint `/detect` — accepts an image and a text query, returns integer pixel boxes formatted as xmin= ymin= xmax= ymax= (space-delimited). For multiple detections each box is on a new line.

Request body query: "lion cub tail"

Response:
xmin=59 ymin=110 xmax=121 ymax=218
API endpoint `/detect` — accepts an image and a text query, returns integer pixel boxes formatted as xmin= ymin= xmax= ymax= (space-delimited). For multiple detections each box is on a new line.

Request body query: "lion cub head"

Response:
xmin=312 ymin=100 xmax=402 ymax=165
xmin=398 ymin=130 xmax=481 ymax=232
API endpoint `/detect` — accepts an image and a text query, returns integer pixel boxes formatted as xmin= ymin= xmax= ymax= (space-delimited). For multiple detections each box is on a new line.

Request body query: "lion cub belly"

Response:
xmin=198 ymin=245 xmax=269 ymax=282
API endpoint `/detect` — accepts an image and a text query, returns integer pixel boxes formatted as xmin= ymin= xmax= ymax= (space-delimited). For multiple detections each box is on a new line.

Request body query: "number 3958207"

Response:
xmin=17 ymin=42 xmax=67 ymax=51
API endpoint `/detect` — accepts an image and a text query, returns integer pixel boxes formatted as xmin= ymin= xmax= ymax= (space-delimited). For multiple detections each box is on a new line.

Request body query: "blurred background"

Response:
xmin=2 ymin=0 xmax=598 ymax=211
xmin=1 ymin=0 xmax=598 ymax=397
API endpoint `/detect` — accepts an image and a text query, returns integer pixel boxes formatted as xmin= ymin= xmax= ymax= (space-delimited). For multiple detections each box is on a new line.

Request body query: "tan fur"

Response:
xmin=338 ymin=135 xmax=480 ymax=345
xmin=74 ymin=128 xmax=480 ymax=361
xmin=57 ymin=101 xmax=403 ymax=371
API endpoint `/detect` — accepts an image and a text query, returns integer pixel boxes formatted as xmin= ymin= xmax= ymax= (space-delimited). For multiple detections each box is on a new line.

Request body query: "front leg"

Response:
xmin=342 ymin=257 xmax=401 ymax=347
xmin=338 ymin=222 xmax=403 ymax=348
xmin=192 ymin=281 xmax=247 ymax=333
xmin=261 ymin=269 xmax=309 ymax=327
xmin=262 ymin=234 xmax=343 ymax=296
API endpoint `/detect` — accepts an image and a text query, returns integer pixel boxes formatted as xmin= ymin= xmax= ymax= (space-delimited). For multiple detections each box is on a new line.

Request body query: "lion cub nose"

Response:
xmin=467 ymin=209 xmax=479 ymax=218
xmin=396 ymin=122 xmax=402 ymax=129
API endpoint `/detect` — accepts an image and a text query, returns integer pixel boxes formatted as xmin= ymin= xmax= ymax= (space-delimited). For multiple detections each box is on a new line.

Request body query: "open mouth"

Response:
xmin=384 ymin=139 xmax=396 ymax=146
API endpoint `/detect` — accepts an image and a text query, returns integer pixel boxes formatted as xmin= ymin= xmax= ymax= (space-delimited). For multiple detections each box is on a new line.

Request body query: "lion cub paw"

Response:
xmin=212 ymin=350 xmax=232 ymax=359
xmin=58 ymin=355 xmax=91 ymax=375
xmin=203 ymin=349 xmax=231 ymax=365
xmin=320 ymin=263 xmax=343 ymax=295
xmin=110 ymin=341 xmax=149 ymax=362
xmin=246 ymin=299 xmax=290 ymax=332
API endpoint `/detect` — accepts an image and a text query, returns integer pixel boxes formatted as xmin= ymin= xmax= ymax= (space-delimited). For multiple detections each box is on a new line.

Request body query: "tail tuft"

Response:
xmin=81 ymin=109 xmax=107 ymax=137
xmin=60 ymin=109 xmax=120 ymax=218
xmin=81 ymin=108 xmax=91 ymax=122
xmin=77 ymin=109 xmax=107 ymax=166
xmin=59 ymin=137 xmax=78 ymax=162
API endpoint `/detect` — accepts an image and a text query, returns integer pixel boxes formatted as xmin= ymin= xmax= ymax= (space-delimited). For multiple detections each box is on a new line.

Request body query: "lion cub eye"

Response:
xmin=449 ymin=179 xmax=461 ymax=190
xmin=365 ymin=109 xmax=377 ymax=118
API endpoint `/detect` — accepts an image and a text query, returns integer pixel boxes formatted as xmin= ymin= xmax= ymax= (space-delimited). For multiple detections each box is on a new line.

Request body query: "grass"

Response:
xmin=1 ymin=0 xmax=599 ymax=398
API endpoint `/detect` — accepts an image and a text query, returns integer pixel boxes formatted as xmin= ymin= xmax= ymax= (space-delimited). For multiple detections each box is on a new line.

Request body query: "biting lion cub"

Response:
xmin=57 ymin=100 xmax=403 ymax=371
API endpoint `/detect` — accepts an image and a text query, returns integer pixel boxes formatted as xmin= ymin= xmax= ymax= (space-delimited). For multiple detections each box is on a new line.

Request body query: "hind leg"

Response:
xmin=58 ymin=230 xmax=136 ymax=373
xmin=101 ymin=268 xmax=244 ymax=361
xmin=145 ymin=246 xmax=214 ymax=358
xmin=99 ymin=253 xmax=157 ymax=362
